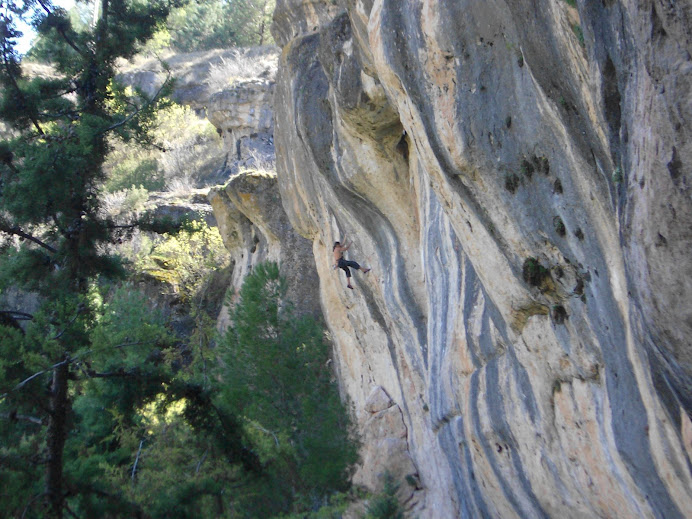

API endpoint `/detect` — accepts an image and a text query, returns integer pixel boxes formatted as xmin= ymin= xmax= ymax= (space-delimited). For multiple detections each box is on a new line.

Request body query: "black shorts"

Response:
xmin=338 ymin=258 xmax=360 ymax=277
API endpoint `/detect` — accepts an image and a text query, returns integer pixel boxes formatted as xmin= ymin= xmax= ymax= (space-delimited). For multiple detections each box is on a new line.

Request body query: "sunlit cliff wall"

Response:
xmin=268 ymin=0 xmax=692 ymax=517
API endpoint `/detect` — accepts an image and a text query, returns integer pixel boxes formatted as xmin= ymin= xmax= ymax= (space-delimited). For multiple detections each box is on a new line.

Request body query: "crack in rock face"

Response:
xmin=267 ymin=0 xmax=692 ymax=517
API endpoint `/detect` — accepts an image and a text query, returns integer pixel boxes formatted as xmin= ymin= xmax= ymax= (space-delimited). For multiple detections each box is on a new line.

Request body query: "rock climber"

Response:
xmin=333 ymin=236 xmax=370 ymax=290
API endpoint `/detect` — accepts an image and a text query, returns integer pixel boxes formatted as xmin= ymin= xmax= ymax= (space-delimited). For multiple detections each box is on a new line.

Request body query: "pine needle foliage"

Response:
xmin=216 ymin=262 xmax=359 ymax=516
xmin=0 ymin=2 xmax=186 ymax=517
xmin=365 ymin=473 xmax=405 ymax=519
xmin=165 ymin=0 xmax=275 ymax=52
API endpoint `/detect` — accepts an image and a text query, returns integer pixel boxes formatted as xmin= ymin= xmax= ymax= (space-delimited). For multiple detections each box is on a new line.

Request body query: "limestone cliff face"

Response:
xmin=271 ymin=0 xmax=692 ymax=517
xmin=209 ymin=172 xmax=320 ymax=324
xmin=207 ymin=79 xmax=274 ymax=163
xmin=196 ymin=48 xmax=321 ymax=323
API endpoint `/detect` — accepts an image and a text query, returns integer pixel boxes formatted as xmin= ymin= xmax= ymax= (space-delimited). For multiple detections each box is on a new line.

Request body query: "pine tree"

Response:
xmin=216 ymin=262 xmax=359 ymax=515
xmin=0 ymin=2 xmax=185 ymax=517
xmin=165 ymin=0 xmax=276 ymax=52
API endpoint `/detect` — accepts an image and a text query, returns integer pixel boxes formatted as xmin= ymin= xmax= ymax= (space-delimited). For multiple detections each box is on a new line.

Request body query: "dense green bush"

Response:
xmin=365 ymin=473 xmax=405 ymax=519
xmin=165 ymin=0 xmax=275 ymax=52
xmin=83 ymin=263 xmax=360 ymax=518
xmin=215 ymin=262 xmax=360 ymax=515
xmin=130 ymin=219 xmax=228 ymax=302
xmin=103 ymin=102 xmax=221 ymax=195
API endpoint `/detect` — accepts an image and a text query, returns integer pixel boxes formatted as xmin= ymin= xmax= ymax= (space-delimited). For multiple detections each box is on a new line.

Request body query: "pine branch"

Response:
xmin=0 ymin=310 xmax=34 ymax=320
xmin=97 ymin=71 xmax=172 ymax=136
xmin=0 ymin=411 xmax=44 ymax=425
xmin=38 ymin=110 xmax=79 ymax=120
xmin=105 ymin=222 xmax=138 ymax=230
xmin=51 ymin=214 xmax=69 ymax=238
xmin=0 ymin=220 xmax=57 ymax=253
xmin=50 ymin=304 xmax=84 ymax=340
xmin=0 ymin=0 xmax=44 ymax=135
xmin=0 ymin=50 xmax=44 ymax=136
xmin=35 ymin=0 xmax=84 ymax=56
xmin=84 ymin=369 xmax=139 ymax=378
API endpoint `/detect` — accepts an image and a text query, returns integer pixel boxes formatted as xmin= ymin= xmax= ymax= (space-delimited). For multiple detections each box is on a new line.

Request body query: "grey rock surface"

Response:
xmin=207 ymin=79 xmax=276 ymax=174
xmin=364 ymin=385 xmax=394 ymax=413
xmin=209 ymin=171 xmax=321 ymax=326
xmin=271 ymin=0 xmax=692 ymax=517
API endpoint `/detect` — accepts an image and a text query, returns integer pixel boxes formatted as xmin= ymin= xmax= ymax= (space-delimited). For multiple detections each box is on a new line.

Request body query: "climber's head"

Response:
xmin=333 ymin=241 xmax=340 ymax=251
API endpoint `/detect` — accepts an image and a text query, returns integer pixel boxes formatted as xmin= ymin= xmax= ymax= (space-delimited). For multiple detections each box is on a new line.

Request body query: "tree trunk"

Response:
xmin=46 ymin=361 xmax=69 ymax=519
xmin=258 ymin=0 xmax=267 ymax=46
xmin=91 ymin=0 xmax=100 ymax=26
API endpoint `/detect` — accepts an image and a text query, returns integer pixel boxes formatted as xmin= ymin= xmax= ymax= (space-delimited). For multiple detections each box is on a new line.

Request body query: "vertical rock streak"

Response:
xmin=271 ymin=0 xmax=692 ymax=516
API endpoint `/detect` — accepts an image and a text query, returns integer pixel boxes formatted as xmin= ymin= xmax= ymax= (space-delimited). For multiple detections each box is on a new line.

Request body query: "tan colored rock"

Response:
xmin=208 ymin=170 xmax=320 ymax=323
xmin=272 ymin=0 xmax=692 ymax=517
xmin=207 ymin=80 xmax=274 ymax=158
xmin=354 ymin=401 xmax=419 ymax=505
xmin=682 ymin=410 xmax=692 ymax=463
xmin=364 ymin=385 xmax=394 ymax=413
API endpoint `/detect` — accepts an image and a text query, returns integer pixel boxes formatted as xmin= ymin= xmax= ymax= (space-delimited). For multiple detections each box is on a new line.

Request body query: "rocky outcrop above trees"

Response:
xmin=198 ymin=47 xmax=321 ymax=323
xmin=117 ymin=46 xmax=278 ymax=113
xmin=271 ymin=0 xmax=692 ymax=517
xmin=209 ymin=171 xmax=320 ymax=325
xmin=206 ymin=78 xmax=276 ymax=183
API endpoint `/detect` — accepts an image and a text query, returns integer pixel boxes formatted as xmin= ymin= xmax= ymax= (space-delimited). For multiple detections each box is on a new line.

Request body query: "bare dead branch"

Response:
xmin=0 ymin=220 xmax=57 ymax=253
xmin=131 ymin=439 xmax=144 ymax=481
xmin=0 ymin=411 xmax=44 ymax=425
xmin=0 ymin=341 xmax=154 ymax=399
xmin=195 ymin=449 xmax=209 ymax=474
xmin=85 ymin=369 xmax=137 ymax=378
xmin=245 ymin=419 xmax=279 ymax=447
xmin=0 ymin=310 xmax=33 ymax=320
xmin=0 ymin=357 xmax=71 ymax=399
xmin=21 ymin=492 xmax=46 ymax=519
xmin=63 ymin=503 xmax=80 ymax=519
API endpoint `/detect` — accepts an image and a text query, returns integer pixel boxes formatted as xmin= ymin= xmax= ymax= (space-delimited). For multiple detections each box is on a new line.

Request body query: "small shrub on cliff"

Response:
xmin=522 ymin=257 xmax=550 ymax=287
xmin=102 ymin=185 xmax=150 ymax=217
xmin=520 ymin=158 xmax=535 ymax=179
xmin=573 ymin=24 xmax=586 ymax=48
xmin=536 ymin=155 xmax=550 ymax=175
xmin=551 ymin=304 xmax=568 ymax=324
xmin=365 ymin=472 xmax=404 ymax=519
xmin=553 ymin=215 xmax=566 ymax=237
xmin=505 ymin=172 xmax=521 ymax=193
